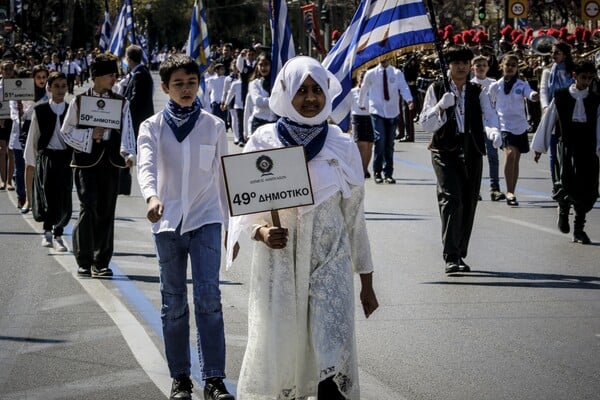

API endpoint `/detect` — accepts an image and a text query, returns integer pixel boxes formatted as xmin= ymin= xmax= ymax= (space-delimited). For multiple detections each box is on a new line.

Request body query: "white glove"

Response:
xmin=437 ymin=92 xmax=455 ymax=110
xmin=490 ymin=129 xmax=503 ymax=149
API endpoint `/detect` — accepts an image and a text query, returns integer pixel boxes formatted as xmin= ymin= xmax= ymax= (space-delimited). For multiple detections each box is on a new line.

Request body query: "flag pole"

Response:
xmin=424 ymin=0 xmax=450 ymax=91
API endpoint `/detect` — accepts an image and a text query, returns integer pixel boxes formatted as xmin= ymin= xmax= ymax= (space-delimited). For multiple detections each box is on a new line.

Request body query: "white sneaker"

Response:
xmin=53 ymin=236 xmax=68 ymax=252
xmin=41 ymin=231 xmax=53 ymax=248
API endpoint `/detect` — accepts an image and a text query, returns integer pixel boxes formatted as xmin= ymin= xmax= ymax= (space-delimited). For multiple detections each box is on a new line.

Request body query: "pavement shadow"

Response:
xmin=116 ymin=274 xmax=243 ymax=286
xmin=424 ymin=270 xmax=600 ymax=290
xmin=0 ymin=335 xmax=67 ymax=344
xmin=113 ymin=251 xmax=156 ymax=258
xmin=365 ymin=211 xmax=429 ymax=222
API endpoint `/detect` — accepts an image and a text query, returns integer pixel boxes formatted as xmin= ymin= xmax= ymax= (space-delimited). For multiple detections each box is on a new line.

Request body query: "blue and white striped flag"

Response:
xmin=15 ymin=0 xmax=22 ymax=15
xmin=137 ymin=33 xmax=149 ymax=65
xmin=268 ymin=0 xmax=295 ymax=89
xmin=186 ymin=0 xmax=211 ymax=74
xmin=322 ymin=0 xmax=435 ymax=131
xmin=108 ymin=0 xmax=136 ymax=58
xmin=99 ymin=0 xmax=112 ymax=53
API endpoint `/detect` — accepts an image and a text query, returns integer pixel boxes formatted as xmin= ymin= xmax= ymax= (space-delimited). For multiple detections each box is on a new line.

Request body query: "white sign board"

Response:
xmin=221 ymin=146 xmax=314 ymax=216
xmin=78 ymin=95 xmax=123 ymax=130
xmin=0 ymin=101 xmax=10 ymax=118
xmin=2 ymin=78 xmax=35 ymax=100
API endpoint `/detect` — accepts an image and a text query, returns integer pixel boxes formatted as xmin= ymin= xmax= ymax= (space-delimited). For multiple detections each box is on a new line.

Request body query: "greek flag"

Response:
xmin=322 ymin=0 xmax=435 ymax=131
xmin=15 ymin=0 xmax=22 ymax=15
xmin=186 ymin=0 xmax=211 ymax=74
xmin=108 ymin=0 xmax=136 ymax=58
xmin=99 ymin=0 xmax=112 ymax=53
xmin=268 ymin=0 xmax=295 ymax=89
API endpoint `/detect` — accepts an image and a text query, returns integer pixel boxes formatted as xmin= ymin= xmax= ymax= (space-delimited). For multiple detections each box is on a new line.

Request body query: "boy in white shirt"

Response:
xmin=136 ymin=55 xmax=234 ymax=400
xmin=489 ymin=52 xmax=539 ymax=206
xmin=24 ymin=72 xmax=72 ymax=251
xmin=471 ymin=55 xmax=505 ymax=201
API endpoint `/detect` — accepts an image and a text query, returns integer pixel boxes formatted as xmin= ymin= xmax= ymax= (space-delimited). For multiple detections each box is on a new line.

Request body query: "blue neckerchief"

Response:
xmin=548 ymin=63 xmax=574 ymax=102
xmin=162 ymin=97 xmax=202 ymax=143
xmin=276 ymin=117 xmax=328 ymax=161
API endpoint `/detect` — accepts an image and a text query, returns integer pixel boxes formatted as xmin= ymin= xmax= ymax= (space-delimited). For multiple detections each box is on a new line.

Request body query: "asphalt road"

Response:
xmin=0 ymin=72 xmax=598 ymax=400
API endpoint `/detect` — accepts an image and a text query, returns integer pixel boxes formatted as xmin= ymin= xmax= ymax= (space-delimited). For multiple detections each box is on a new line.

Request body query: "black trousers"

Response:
xmin=431 ymin=151 xmax=482 ymax=262
xmin=72 ymin=156 xmax=120 ymax=269
xmin=67 ymin=74 xmax=76 ymax=94
xmin=32 ymin=149 xmax=73 ymax=236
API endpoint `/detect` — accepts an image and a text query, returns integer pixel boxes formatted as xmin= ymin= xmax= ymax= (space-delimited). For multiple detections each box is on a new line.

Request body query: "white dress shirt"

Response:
xmin=489 ymin=77 xmax=537 ymax=135
xmin=24 ymin=100 xmax=67 ymax=166
xmin=358 ymin=64 xmax=413 ymax=118
xmin=206 ymin=75 xmax=226 ymax=104
xmin=137 ymin=109 xmax=229 ymax=234
xmin=225 ymin=80 xmax=243 ymax=109
xmin=350 ymin=87 xmax=369 ymax=116
xmin=248 ymin=78 xmax=276 ymax=122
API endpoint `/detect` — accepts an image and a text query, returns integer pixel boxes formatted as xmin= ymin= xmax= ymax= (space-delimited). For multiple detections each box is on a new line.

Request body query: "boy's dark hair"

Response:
xmin=573 ymin=59 xmax=596 ymax=75
xmin=471 ymin=55 xmax=488 ymax=65
xmin=159 ymin=55 xmax=200 ymax=85
xmin=444 ymin=45 xmax=474 ymax=63
xmin=47 ymin=71 xmax=67 ymax=86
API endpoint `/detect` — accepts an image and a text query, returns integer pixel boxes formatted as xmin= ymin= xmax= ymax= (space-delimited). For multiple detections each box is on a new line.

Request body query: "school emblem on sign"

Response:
xmin=256 ymin=155 xmax=274 ymax=175
xmin=96 ymin=99 xmax=106 ymax=109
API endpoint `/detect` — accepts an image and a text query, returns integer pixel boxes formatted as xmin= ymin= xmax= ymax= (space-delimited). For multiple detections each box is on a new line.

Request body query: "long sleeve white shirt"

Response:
xmin=205 ymin=75 xmax=226 ymax=104
xmin=358 ymin=64 xmax=413 ymax=118
xmin=60 ymin=90 xmax=136 ymax=160
xmin=225 ymin=80 xmax=243 ymax=109
xmin=137 ymin=109 xmax=229 ymax=234
xmin=248 ymin=78 xmax=276 ymax=122
xmin=24 ymin=100 xmax=67 ymax=166
xmin=531 ymin=98 xmax=600 ymax=158
xmin=350 ymin=87 xmax=369 ymax=116
xmin=488 ymin=77 xmax=537 ymax=135
xmin=419 ymin=80 xmax=500 ymax=139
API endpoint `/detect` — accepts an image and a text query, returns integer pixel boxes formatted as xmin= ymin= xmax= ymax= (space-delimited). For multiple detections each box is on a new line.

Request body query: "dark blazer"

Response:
xmin=123 ymin=64 xmax=154 ymax=136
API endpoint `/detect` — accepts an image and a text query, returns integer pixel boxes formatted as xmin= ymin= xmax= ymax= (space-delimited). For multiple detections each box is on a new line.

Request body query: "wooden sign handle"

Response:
xmin=270 ymin=209 xmax=280 ymax=227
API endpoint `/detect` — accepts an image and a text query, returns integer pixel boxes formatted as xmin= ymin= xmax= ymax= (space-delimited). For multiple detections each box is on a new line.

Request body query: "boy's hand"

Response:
xmin=92 ymin=127 xmax=104 ymax=143
xmin=257 ymin=226 xmax=288 ymax=249
xmin=534 ymin=151 xmax=542 ymax=163
xmin=146 ymin=196 xmax=164 ymax=223
xmin=359 ymin=273 xmax=379 ymax=318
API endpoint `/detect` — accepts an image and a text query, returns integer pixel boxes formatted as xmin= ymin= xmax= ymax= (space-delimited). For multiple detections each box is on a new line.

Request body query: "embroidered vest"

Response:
xmin=429 ymin=80 xmax=486 ymax=156
xmin=72 ymin=89 xmax=126 ymax=168
xmin=34 ymin=102 xmax=69 ymax=151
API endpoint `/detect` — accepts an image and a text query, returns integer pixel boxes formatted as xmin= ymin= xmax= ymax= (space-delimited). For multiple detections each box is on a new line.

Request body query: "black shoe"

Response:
xmin=171 ymin=374 xmax=193 ymax=399
xmin=490 ymin=189 xmax=506 ymax=201
xmin=477 ymin=193 xmax=482 ymax=201
xmin=445 ymin=261 xmax=460 ymax=274
xmin=506 ymin=196 xmax=519 ymax=206
xmin=77 ymin=267 xmax=91 ymax=277
xmin=91 ymin=267 xmax=113 ymax=277
xmin=374 ymin=173 xmax=383 ymax=184
xmin=398 ymin=136 xmax=414 ymax=142
xmin=458 ymin=259 xmax=471 ymax=272
xmin=572 ymin=230 xmax=591 ymax=244
xmin=557 ymin=206 xmax=570 ymax=234
xmin=383 ymin=176 xmax=396 ymax=184
xmin=364 ymin=171 xmax=371 ymax=179
xmin=204 ymin=378 xmax=234 ymax=400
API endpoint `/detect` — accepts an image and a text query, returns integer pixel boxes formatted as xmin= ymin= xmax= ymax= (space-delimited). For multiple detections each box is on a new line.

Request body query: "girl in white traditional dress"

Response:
xmin=227 ymin=56 xmax=379 ymax=400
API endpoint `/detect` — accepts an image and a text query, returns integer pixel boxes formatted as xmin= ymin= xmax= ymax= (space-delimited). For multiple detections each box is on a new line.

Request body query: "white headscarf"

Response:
xmin=269 ymin=56 xmax=342 ymax=125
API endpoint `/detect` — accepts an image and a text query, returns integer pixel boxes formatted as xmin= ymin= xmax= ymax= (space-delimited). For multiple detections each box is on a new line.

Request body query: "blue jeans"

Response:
xmin=371 ymin=114 xmax=397 ymax=177
xmin=153 ymin=222 xmax=226 ymax=379
xmin=484 ymin=135 xmax=500 ymax=188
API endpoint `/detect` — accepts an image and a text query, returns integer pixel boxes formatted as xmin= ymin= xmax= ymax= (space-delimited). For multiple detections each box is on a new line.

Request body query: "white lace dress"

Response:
xmin=227 ymin=125 xmax=374 ymax=400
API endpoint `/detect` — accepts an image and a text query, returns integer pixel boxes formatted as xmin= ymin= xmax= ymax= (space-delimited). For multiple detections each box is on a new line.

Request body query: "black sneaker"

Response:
xmin=170 ymin=374 xmax=193 ymax=399
xmin=458 ymin=259 xmax=471 ymax=272
xmin=383 ymin=176 xmax=396 ymax=184
xmin=77 ymin=267 xmax=91 ymax=277
xmin=374 ymin=173 xmax=383 ymax=184
xmin=204 ymin=378 xmax=234 ymax=400
xmin=572 ymin=230 xmax=591 ymax=245
xmin=445 ymin=261 xmax=460 ymax=274
xmin=490 ymin=189 xmax=506 ymax=201
xmin=91 ymin=267 xmax=113 ymax=277
xmin=557 ymin=206 xmax=570 ymax=234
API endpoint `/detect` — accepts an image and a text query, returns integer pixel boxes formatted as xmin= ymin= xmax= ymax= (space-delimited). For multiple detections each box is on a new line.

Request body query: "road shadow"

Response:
xmin=365 ymin=211 xmax=429 ymax=222
xmin=114 ymin=274 xmax=243 ymax=286
xmin=113 ymin=251 xmax=157 ymax=258
xmin=423 ymin=270 xmax=600 ymax=289
xmin=0 ymin=335 xmax=67 ymax=344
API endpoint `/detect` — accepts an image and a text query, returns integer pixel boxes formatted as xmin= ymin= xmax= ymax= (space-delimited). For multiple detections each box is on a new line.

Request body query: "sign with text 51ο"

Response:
xmin=2 ymin=78 xmax=35 ymax=101
xmin=221 ymin=145 xmax=314 ymax=216
xmin=78 ymin=95 xmax=123 ymax=130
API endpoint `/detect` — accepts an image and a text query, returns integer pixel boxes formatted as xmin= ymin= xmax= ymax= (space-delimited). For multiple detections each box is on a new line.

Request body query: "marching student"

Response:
xmin=532 ymin=59 xmax=599 ymax=244
xmin=60 ymin=54 xmax=136 ymax=278
xmin=24 ymin=71 xmax=72 ymax=251
xmin=137 ymin=55 xmax=233 ymax=400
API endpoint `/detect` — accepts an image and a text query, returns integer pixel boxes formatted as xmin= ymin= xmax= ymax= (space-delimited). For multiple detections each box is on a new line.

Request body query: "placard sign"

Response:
xmin=2 ymin=78 xmax=35 ymax=100
xmin=0 ymin=101 xmax=10 ymax=118
xmin=78 ymin=95 xmax=123 ymax=130
xmin=221 ymin=146 xmax=314 ymax=216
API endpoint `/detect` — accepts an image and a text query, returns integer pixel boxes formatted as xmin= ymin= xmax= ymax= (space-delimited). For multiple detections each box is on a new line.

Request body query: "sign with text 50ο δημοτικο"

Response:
xmin=221 ymin=145 xmax=314 ymax=216
xmin=77 ymin=95 xmax=123 ymax=130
